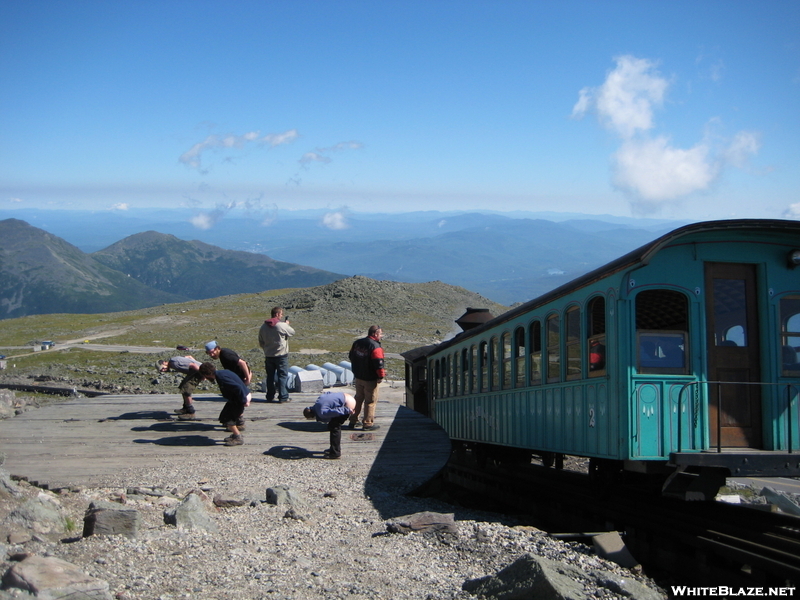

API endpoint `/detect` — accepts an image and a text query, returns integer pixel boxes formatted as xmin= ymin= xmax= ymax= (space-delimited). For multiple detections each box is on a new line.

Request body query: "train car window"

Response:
xmin=461 ymin=349 xmax=469 ymax=394
xmin=530 ymin=321 xmax=542 ymax=385
xmin=501 ymin=332 xmax=512 ymax=389
xmin=712 ymin=278 xmax=748 ymax=346
xmin=565 ymin=307 xmax=582 ymax=381
xmin=452 ymin=352 xmax=459 ymax=396
xmin=491 ymin=337 xmax=500 ymax=391
xmin=547 ymin=314 xmax=561 ymax=383
xmin=514 ymin=327 xmax=526 ymax=388
xmin=780 ymin=296 xmax=800 ymax=376
xmin=480 ymin=341 xmax=489 ymax=392
xmin=635 ymin=289 xmax=689 ymax=374
xmin=471 ymin=345 xmax=477 ymax=393
xmin=433 ymin=360 xmax=439 ymax=400
xmin=588 ymin=296 xmax=607 ymax=378
xmin=444 ymin=355 xmax=451 ymax=398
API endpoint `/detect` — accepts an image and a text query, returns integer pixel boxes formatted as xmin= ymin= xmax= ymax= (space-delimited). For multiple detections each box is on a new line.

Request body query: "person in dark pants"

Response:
xmin=157 ymin=355 xmax=202 ymax=418
xmin=204 ymin=341 xmax=252 ymax=430
xmin=303 ymin=392 xmax=356 ymax=459
xmin=198 ymin=362 xmax=251 ymax=446
xmin=204 ymin=341 xmax=252 ymax=385
xmin=258 ymin=307 xmax=295 ymax=403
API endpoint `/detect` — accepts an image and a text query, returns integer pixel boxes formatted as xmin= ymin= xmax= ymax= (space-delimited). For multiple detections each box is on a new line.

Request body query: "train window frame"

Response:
xmin=452 ymin=351 xmax=459 ymax=396
xmin=529 ymin=320 xmax=542 ymax=386
xmin=779 ymin=296 xmax=800 ymax=377
xmin=514 ymin=326 xmax=526 ymax=388
xmin=480 ymin=341 xmax=489 ymax=392
xmin=546 ymin=313 xmax=561 ymax=383
xmin=471 ymin=345 xmax=478 ymax=393
xmin=587 ymin=296 xmax=607 ymax=378
xmin=637 ymin=331 xmax=689 ymax=374
xmin=635 ymin=289 xmax=690 ymax=375
xmin=490 ymin=336 xmax=500 ymax=391
xmin=565 ymin=306 xmax=582 ymax=381
xmin=461 ymin=348 xmax=469 ymax=394
xmin=443 ymin=356 xmax=450 ymax=398
xmin=501 ymin=332 xmax=512 ymax=389
xmin=432 ymin=359 xmax=439 ymax=400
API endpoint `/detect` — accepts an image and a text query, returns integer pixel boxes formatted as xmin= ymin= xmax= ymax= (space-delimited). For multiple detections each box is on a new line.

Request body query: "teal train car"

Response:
xmin=413 ymin=219 xmax=800 ymax=499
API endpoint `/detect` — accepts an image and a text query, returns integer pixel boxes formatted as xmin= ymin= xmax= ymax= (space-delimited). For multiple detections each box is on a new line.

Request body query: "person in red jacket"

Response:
xmin=347 ymin=325 xmax=385 ymax=431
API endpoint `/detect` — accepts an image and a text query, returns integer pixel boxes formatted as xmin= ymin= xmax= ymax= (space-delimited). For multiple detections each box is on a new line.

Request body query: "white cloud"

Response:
xmin=110 ymin=203 xmax=129 ymax=211
xmin=190 ymin=213 xmax=214 ymax=229
xmin=321 ymin=210 xmax=349 ymax=230
xmin=723 ymin=131 xmax=761 ymax=168
xmin=8 ymin=197 xmax=23 ymax=203
xmin=298 ymin=141 xmax=363 ymax=167
xmin=189 ymin=201 xmax=237 ymax=229
xmin=572 ymin=55 xmax=667 ymax=138
xmin=574 ymin=55 xmax=761 ymax=211
xmin=299 ymin=152 xmax=331 ymax=166
xmin=783 ymin=203 xmax=800 ymax=220
xmin=613 ymin=137 xmax=717 ymax=202
xmin=179 ymin=129 xmax=299 ymax=173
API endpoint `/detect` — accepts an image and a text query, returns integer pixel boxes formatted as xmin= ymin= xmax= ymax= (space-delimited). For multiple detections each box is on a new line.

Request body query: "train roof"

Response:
xmin=431 ymin=218 xmax=800 ymax=354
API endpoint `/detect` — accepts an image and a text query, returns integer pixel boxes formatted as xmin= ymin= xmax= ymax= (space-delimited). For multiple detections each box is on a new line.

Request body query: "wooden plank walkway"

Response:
xmin=0 ymin=391 xmax=452 ymax=493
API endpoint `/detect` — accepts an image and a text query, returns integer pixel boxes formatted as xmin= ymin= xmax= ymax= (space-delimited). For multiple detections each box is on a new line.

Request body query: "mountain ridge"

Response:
xmin=91 ymin=230 xmax=344 ymax=301
xmin=0 ymin=219 xmax=345 ymax=319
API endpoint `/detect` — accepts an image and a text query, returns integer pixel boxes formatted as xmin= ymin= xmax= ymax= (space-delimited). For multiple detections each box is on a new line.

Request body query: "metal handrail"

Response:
xmin=675 ymin=380 xmax=800 ymax=454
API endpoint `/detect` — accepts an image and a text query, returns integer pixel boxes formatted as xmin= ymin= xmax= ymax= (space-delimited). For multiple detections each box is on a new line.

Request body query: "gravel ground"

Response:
xmin=0 ymin=449 xmax=668 ymax=600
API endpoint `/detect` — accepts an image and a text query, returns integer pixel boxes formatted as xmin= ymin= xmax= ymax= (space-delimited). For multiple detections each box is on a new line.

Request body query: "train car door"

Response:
xmin=704 ymin=263 xmax=762 ymax=447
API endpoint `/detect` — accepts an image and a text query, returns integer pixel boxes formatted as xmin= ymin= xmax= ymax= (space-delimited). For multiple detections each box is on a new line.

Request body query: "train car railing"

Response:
xmin=676 ymin=381 xmax=800 ymax=453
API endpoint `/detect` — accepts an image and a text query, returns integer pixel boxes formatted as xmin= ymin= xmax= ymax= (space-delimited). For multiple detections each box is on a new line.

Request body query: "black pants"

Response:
xmin=327 ymin=415 xmax=347 ymax=457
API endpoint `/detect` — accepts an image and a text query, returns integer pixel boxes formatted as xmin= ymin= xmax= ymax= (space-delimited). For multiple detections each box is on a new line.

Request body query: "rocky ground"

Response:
xmin=0 ymin=388 xmax=670 ymax=600
xmin=0 ymin=455 xmax=668 ymax=600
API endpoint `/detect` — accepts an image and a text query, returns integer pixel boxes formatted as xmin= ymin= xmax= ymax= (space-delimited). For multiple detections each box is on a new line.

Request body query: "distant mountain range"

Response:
xmin=91 ymin=231 xmax=344 ymax=301
xmin=0 ymin=219 xmax=344 ymax=320
xmin=0 ymin=209 xmax=687 ymax=319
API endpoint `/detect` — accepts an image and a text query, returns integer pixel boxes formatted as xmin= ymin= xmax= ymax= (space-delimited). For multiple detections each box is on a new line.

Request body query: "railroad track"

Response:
xmin=442 ymin=456 xmax=800 ymax=587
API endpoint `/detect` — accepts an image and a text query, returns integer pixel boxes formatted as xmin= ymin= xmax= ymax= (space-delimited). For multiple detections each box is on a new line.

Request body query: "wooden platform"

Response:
xmin=0 ymin=391 xmax=452 ymax=493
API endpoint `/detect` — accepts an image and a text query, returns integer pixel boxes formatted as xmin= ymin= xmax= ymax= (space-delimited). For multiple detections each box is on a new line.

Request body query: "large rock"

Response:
xmin=0 ymin=470 xmax=25 ymax=500
xmin=5 ymin=494 xmax=64 ymax=534
xmin=83 ymin=501 xmax=141 ymax=538
xmin=266 ymin=485 xmax=305 ymax=509
xmin=386 ymin=511 xmax=457 ymax=535
xmin=163 ymin=493 xmax=218 ymax=533
xmin=463 ymin=553 xmax=665 ymax=600
xmin=2 ymin=555 xmax=112 ymax=600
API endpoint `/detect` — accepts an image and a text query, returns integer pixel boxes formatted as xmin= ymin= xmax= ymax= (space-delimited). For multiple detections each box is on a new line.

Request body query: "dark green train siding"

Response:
xmin=428 ymin=220 xmax=800 ymax=465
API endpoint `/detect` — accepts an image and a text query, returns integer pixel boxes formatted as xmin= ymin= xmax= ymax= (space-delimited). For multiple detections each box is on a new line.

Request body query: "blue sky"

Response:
xmin=1 ymin=1 xmax=798 ymax=230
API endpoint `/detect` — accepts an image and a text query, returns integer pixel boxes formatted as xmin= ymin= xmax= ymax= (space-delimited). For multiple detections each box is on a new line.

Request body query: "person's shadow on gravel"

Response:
xmin=276 ymin=421 xmax=327 ymax=432
xmin=131 ymin=422 xmax=218 ymax=433
xmin=265 ymin=445 xmax=316 ymax=459
xmin=133 ymin=435 xmax=218 ymax=446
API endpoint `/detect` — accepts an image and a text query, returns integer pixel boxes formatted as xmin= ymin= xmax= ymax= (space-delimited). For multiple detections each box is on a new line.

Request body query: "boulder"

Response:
xmin=266 ymin=485 xmax=305 ymax=509
xmin=463 ymin=553 xmax=666 ymax=600
xmin=1 ymin=555 xmax=112 ymax=600
xmin=83 ymin=501 xmax=141 ymax=538
xmin=386 ymin=511 xmax=457 ymax=535
xmin=5 ymin=494 xmax=64 ymax=534
xmin=163 ymin=493 xmax=218 ymax=533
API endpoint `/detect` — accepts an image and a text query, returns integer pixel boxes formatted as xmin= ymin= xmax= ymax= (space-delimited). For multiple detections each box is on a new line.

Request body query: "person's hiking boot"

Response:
xmin=176 ymin=411 xmax=197 ymax=420
xmin=174 ymin=406 xmax=194 ymax=415
xmin=345 ymin=421 xmax=361 ymax=430
xmin=323 ymin=449 xmax=341 ymax=459
xmin=224 ymin=434 xmax=244 ymax=446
